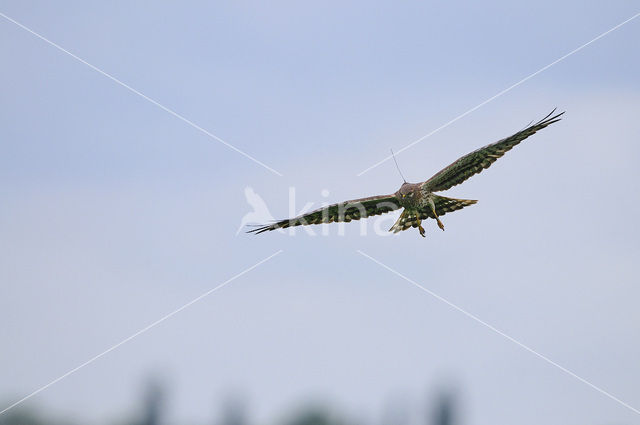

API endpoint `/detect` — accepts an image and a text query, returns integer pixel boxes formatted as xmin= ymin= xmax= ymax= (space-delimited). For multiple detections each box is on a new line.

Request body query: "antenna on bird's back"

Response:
xmin=390 ymin=149 xmax=407 ymax=183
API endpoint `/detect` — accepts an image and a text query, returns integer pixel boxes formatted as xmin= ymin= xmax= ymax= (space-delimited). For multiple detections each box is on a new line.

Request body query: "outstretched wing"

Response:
xmin=248 ymin=194 xmax=400 ymax=234
xmin=421 ymin=110 xmax=564 ymax=193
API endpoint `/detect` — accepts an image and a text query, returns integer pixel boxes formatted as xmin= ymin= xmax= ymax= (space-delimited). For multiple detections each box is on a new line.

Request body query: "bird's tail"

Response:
xmin=421 ymin=194 xmax=477 ymax=219
xmin=389 ymin=195 xmax=478 ymax=234
xmin=389 ymin=209 xmax=421 ymax=233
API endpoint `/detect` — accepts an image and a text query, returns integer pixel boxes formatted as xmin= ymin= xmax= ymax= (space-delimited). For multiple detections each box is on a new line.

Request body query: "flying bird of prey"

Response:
xmin=249 ymin=110 xmax=564 ymax=237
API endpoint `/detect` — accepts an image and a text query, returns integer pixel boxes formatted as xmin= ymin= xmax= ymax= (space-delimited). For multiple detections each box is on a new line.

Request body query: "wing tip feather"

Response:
xmin=535 ymin=108 xmax=565 ymax=128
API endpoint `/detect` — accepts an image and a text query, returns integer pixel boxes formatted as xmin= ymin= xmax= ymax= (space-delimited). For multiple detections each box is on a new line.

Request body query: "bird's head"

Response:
xmin=396 ymin=182 xmax=415 ymax=200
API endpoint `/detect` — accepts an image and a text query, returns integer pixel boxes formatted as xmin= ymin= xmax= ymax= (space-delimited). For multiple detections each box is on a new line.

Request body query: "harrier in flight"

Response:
xmin=249 ymin=110 xmax=563 ymax=237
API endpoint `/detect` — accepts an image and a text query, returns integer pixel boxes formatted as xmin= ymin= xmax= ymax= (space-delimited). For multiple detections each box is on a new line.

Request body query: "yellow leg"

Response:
xmin=429 ymin=201 xmax=445 ymax=231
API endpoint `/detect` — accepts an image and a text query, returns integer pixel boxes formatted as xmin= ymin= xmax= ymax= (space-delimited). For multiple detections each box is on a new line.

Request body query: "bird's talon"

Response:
xmin=418 ymin=225 xmax=426 ymax=237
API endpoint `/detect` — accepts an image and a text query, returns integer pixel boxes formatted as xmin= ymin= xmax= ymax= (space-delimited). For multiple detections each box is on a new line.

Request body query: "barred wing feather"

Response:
xmin=421 ymin=110 xmax=564 ymax=193
xmin=248 ymin=194 xmax=400 ymax=234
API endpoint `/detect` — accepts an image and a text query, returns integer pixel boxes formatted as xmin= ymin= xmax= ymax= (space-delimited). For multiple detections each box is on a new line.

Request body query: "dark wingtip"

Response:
xmin=245 ymin=224 xmax=271 ymax=234
xmin=245 ymin=218 xmax=285 ymax=235
xmin=536 ymin=108 xmax=565 ymax=127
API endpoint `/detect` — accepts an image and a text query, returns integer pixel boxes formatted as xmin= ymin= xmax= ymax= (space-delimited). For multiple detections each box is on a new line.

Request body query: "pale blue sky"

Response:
xmin=1 ymin=2 xmax=639 ymax=424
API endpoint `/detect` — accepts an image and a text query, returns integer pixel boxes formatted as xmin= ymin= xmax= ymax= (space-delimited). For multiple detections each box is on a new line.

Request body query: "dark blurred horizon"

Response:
xmin=0 ymin=380 xmax=460 ymax=425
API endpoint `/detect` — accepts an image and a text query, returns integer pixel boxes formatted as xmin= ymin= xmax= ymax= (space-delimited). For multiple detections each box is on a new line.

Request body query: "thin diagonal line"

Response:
xmin=0 ymin=11 xmax=283 ymax=177
xmin=357 ymin=11 xmax=640 ymax=176
xmin=357 ymin=250 xmax=640 ymax=415
xmin=0 ymin=250 xmax=283 ymax=416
